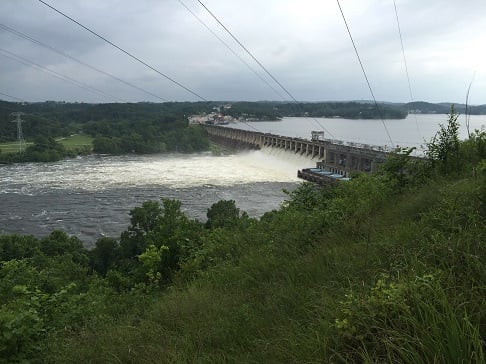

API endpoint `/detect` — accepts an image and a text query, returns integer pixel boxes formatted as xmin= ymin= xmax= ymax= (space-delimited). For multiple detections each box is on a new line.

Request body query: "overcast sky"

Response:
xmin=1 ymin=0 xmax=485 ymax=104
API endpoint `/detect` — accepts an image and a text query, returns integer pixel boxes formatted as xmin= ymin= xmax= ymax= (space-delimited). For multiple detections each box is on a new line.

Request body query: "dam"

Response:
xmin=203 ymin=124 xmax=391 ymax=180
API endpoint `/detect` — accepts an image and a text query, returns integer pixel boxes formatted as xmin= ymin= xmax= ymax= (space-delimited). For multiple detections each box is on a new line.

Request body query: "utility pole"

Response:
xmin=10 ymin=112 xmax=26 ymax=153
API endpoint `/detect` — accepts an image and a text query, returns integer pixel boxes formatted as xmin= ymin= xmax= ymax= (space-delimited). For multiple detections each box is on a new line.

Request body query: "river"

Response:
xmin=1 ymin=114 xmax=484 ymax=247
xmin=0 ymin=151 xmax=310 ymax=247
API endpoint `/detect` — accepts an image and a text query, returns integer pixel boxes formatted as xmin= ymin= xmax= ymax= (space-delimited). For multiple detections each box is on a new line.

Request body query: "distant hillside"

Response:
xmin=227 ymin=101 xmax=407 ymax=120
xmin=0 ymin=100 xmax=216 ymax=142
xmin=1 ymin=100 xmax=484 ymax=144
xmin=402 ymin=101 xmax=486 ymax=115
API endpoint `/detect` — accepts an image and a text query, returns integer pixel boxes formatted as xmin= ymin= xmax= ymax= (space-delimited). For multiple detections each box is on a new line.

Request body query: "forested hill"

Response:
xmin=401 ymin=101 xmax=486 ymax=114
xmin=0 ymin=101 xmax=212 ymax=161
xmin=0 ymin=101 xmax=215 ymax=142
xmin=225 ymin=101 xmax=408 ymax=119
xmin=8 ymin=99 xmax=486 ymax=145
xmin=3 ymin=99 xmax=486 ymax=142
xmin=0 ymin=100 xmax=408 ymax=143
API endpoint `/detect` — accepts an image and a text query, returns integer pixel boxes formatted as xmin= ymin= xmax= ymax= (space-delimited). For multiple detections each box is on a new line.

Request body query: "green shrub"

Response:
xmin=0 ymin=286 xmax=45 ymax=363
xmin=335 ymin=274 xmax=484 ymax=363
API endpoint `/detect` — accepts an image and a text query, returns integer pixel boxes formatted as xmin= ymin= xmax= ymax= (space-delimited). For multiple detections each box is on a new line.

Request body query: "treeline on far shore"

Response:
xmin=0 ymin=124 xmax=209 ymax=164
xmin=0 ymin=101 xmax=212 ymax=163
xmin=0 ymin=100 xmax=411 ymax=143
xmin=0 ymin=100 xmax=410 ymax=146
xmin=2 ymin=99 xmax=485 ymax=163
xmin=2 ymin=100 xmax=486 ymax=147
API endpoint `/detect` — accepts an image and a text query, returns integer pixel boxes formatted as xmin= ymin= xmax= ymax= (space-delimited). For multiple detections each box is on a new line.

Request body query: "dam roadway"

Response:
xmin=203 ymin=124 xmax=393 ymax=181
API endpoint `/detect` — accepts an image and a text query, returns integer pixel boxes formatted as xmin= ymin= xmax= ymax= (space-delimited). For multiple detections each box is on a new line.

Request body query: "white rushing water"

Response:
xmin=1 ymin=150 xmax=316 ymax=193
xmin=1 ymin=150 xmax=315 ymax=245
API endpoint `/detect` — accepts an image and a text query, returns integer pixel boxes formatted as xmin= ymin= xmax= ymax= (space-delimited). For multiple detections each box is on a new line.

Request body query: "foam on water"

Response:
xmin=1 ymin=150 xmax=312 ymax=193
xmin=0 ymin=151 xmax=306 ymax=244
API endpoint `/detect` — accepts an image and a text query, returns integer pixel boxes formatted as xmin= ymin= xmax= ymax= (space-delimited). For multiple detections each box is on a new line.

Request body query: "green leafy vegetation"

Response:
xmin=226 ymin=101 xmax=408 ymax=120
xmin=0 ymin=109 xmax=484 ymax=362
xmin=0 ymin=101 xmax=211 ymax=163
xmin=0 ymin=136 xmax=91 ymax=163
xmin=0 ymin=135 xmax=92 ymax=156
xmin=402 ymin=101 xmax=486 ymax=115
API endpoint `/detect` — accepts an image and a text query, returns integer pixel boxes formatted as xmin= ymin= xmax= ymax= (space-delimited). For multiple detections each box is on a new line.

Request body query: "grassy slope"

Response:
xmin=57 ymin=134 xmax=93 ymax=151
xmin=47 ymin=173 xmax=485 ymax=363
xmin=0 ymin=135 xmax=93 ymax=154
xmin=0 ymin=141 xmax=33 ymax=153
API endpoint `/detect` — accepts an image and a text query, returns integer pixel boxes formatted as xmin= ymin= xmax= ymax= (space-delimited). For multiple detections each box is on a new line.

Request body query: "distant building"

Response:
xmin=188 ymin=112 xmax=234 ymax=125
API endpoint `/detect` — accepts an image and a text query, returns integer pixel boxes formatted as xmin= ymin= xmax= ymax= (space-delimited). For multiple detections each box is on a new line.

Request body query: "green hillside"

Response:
xmin=0 ymin=111 xmax=484 ymax=363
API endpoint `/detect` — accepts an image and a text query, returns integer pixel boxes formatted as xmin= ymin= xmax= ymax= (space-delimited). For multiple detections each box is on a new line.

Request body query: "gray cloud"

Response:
xmin=1 ymin=0 xmax=485 ymax=103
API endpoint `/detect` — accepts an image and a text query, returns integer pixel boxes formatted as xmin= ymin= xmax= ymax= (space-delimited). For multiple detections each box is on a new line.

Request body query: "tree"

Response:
xmin=92 ymin=136 xmax=122 ymax=154
xmin=20 ymin=136 xmax=67 ymax=162
xmin=425 ymin=106 xmax=460 ymax=174
xmin=90 ymin=237 xmax=119 ymax=276
xmin=0 ymin=235 xmax=41 ymax=261
xmin=206 ymin=200 xmax=241 ymax=229
xmin=118 ymin=198 xmax=204 ymax=285
xmin=39 ymin=230 xmax=88 ymax=266
xmin=379 ymin=147 xmax=422 ymax=188
xmin=120 ymin=200 xmax=163 ymax=259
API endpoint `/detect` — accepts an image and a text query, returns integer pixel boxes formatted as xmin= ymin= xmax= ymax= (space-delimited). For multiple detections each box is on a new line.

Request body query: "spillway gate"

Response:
xmin=203 ymin=124 xmax=392 ymax=177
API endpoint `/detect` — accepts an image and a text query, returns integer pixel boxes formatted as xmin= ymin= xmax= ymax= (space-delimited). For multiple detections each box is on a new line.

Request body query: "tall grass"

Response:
xmin=45 ymin=161 xmax=485 ymax=362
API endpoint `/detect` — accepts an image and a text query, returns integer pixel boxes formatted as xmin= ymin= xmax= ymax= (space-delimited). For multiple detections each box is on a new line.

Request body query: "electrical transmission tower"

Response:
xmin=10 ymin=112 xmax=26 ymax=153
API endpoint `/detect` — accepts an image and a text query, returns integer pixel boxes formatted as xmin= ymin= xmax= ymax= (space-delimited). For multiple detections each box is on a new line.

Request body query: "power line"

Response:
xmin=176 ymin=0 xmax=286 ymax=101
xmin=335 ymin=0 xmax=394 ymax=147
xmin=2 ymin=27 xmax=261 ymax=135
xmin=0 ymin=23 xmax=168 ymax=102
xmin=0 ymin=91 xmax=24 ymax=102
xmin=393 ymin=1 xmax=414 ymax=105
xmin=196 ymin=0 xmax=335 ymax=139
xmin=0 ymin=47 xmax=126 ymax=102
xmin=0 ymin=93 xmax=25 ymax=114
xmin=37 ymin=0 xmax=207 ymax=101
xmin=393 ymin=0 xmax=421 ymax=140
xmin=196 ymin=0 xmax=294 ymax=102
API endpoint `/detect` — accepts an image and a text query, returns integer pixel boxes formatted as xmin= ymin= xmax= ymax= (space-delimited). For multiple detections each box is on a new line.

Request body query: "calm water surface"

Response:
xmin=231 ymin=114 xmax=485 ymax=151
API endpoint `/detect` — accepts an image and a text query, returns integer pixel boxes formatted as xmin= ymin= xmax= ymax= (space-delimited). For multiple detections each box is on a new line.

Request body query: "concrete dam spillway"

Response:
xmin=203 ymin=124 xmax=390 ymax=179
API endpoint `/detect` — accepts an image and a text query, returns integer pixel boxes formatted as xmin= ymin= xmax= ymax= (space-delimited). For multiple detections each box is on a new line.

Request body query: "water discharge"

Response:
xmin=1 ymin=150 xmax=312 ymax=246
xmin=1 ymin=150 xmax=315 ymax=191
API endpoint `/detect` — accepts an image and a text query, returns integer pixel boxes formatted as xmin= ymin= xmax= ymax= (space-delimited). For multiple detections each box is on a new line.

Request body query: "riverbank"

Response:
xmin=1 ymin=131 xmax=484 ymax=362
xmin=0 ymin=134 xmax=93 ymax=164
xmin=0 ymin=134 xmax=93 ymax=154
